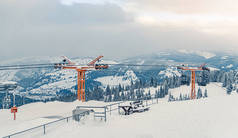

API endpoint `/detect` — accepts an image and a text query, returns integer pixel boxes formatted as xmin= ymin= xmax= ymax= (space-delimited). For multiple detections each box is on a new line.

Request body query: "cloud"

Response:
xmin=0 ymin=0 xmax=237 ymax=61
xmin=61 ymin=0 xmax=123 ymax=5
xmin=124 ymin=0 xmax=238 ymax=15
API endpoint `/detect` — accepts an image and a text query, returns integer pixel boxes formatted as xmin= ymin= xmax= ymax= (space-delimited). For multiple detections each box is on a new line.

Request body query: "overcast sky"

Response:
xmin=0 ymin=0 xmax=237 ymax=60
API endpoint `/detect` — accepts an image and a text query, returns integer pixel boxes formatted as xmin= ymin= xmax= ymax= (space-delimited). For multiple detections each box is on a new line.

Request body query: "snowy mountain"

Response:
xmin=1 ymin=50 xmax=238 ymax=105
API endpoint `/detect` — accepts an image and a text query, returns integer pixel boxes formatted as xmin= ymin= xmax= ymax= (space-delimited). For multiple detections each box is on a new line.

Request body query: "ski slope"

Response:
xmin=170 ymin=82 xmax=227 ymax=99
xmin=1 ymin=83 xmax=238 ymax=138
xmin=41 ymin=95 xmax=238 ymax=138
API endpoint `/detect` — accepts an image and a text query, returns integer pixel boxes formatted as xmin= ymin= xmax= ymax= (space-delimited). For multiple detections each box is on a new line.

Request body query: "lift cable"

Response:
xmin=0 ymin=66 xmax=56 ymax=71
xmin=0 ymin=62 xmax=206 ymax=71
xmin=0 ymin=63 xmax=60 ymax=68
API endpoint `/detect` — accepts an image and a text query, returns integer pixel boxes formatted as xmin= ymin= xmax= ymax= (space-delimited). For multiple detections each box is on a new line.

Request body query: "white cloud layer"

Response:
xmin=0 ymin=0 xmax=237 ymax=60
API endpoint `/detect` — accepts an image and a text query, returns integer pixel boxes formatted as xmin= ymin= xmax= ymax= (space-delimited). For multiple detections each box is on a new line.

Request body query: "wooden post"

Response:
xmin=14 ymin=112 xmax=16 ymax=120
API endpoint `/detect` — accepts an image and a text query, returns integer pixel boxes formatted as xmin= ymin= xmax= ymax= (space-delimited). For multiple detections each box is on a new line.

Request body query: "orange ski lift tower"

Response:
xmin=177 ymin=64 xmax=210 ymax=99
xmin=55 ymin=56 xmax=108 ymax=102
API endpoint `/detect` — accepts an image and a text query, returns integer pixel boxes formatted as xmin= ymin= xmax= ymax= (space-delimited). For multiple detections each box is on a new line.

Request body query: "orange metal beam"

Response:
xmin=59 ymin=56 xmax=108 ymax=102
xmin=178 ymin=66 xmax=204 ymax=100
xmin=191 ymin=71 xmax=196 ymax=99
xmin=87 ymin=56 xmax=103 ymax=66
xmin=76 ymin=69 xmax=86 ymax=102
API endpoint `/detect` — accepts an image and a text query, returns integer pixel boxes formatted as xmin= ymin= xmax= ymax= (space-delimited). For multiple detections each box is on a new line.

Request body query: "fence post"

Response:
xmin=67 ymin=117 xmax=68 ymax=123
xmin=157 ymin=97 xmax=158 ymax=104
xmin=110 ymin=105 xmax=111 ymax=115
xmin=146 ymin=97 xmax=148 ymax=106
xmin=104 ymin=106 xmax=107 ymax=122
xmin=78 ymin=114 xmax=80 ymax=123
xmin=43 ymin=125 xmax=45 ymax=135
xmin=118 ymin=103 xmax=120 ymax=114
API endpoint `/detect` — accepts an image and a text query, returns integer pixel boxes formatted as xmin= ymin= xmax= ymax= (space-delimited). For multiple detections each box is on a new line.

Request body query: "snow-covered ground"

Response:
xmin=42 ymin=95 xmax=238 ymax=138
xmin=1 ymin=83 xmax=238 ymax=138
xmin=170 ymin=83 xmax=227 ymax=99
xmin=0 ymin=100 xmax=112 ymax=137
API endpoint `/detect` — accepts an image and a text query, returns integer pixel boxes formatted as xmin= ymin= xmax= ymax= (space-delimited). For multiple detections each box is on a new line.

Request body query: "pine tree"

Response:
xmin=150 ymin=77 xmax=154 ymax=87
xmin=168 ymin=93 xmax=174 ymax=102
xmin=227 ymin=83 xmax=233 ymax=95
xmin=113 ymin=89 xmax=120 ymax=101
xmin=148 ymin=90 xmax=151 ymax=99
xmin=179 ymin=93 xmax=183 ymax=101
xmin=198 ymin=71 xmax=210 ymax=86
xmin=222 ymin=74 xmax=228 ymax=87
xmin=197 ymin=87 xmax=203 ymax=99
xmin=159 ymin=86 xmax=164 ymax=98
xmin=118 ymin=84 xmax=122 ymax=92
xmin=105 ymin=85 xmax=111 ymax=96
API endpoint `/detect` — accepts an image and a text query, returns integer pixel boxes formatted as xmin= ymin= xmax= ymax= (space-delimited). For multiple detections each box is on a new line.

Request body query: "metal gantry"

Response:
xmin=177 ymin=64 xmax=210 ymax=99
xmin=55 ymin=56 xmax=109 ymax=102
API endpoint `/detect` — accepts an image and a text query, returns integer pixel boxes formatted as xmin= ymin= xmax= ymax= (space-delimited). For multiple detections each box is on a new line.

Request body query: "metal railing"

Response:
xmin=3 ymin=111 xmax=88 ymax=138
xmin=3 ymin=94 xmax=160 ymax=138
xmin=76 ymin=106 xmax=107 ymax=122
xmin=106 ymin=94 xmax=159 ymax=115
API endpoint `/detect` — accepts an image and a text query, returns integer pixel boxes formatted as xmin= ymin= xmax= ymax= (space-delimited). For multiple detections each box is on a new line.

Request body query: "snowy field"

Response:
xmin=1 ymin=83 xmax=238 ymax=138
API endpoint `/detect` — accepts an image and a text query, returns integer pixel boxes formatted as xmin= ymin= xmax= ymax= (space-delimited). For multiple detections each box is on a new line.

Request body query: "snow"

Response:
xmin=195 ymin=51 xmax=216 ymax=59
xmin=209 ymin=67 xmax=220 ymax=71
xmin=95 ymin=70 xmax=138 ymax=87
xmin=226 ymin=64 xmax=233 ymax=68
xmin=0 ymin=100 xmax=111 ymax=137
xmin=159 ymin=67 xmax=181 ymax=77
xmin=42 ymin=95 xmax=238 ymax=138
xmin=221 ymin=56 xmax=228 ymax=60
xmin=0 ymin=81 xmax=17 ymax=85
xmin=169 ymin=83 xmax=226 ymax=99
xmin=1 ymin=83 xmax=238 ymax=138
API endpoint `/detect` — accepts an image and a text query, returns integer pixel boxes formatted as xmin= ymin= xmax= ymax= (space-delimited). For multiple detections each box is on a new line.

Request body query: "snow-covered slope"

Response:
xmin=1 ymin=83 xmax=238 ymax=138
xmin=95 ymin=70 xmax=138 ymax=87
xmin=0 ymin=100 xmax=111 ymax=137
xmin=43 ymin=95 xmax=238 ymax=138
xmin=170 ymin=83 xmax=227 ymax=99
